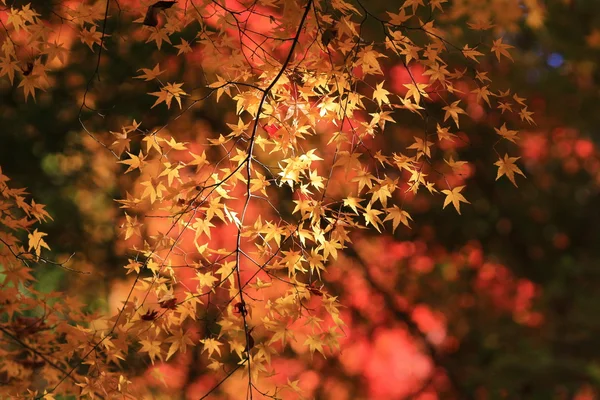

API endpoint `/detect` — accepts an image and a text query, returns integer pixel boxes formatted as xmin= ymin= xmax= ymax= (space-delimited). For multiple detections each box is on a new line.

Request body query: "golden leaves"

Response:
xmin=491 ymin=38 xmax=514 ymax=62
xmin=118 ymin=151 xmax=147 ymax=174
xmin=442 ymin=100 xmax=467 ymax=128
xmin=200 ymin=338 xmax=223 ymax=358
xmin=372 ymin=81 xmax=391 ymax=106
xmin=441 ymin=186 xmax=470 ymax=214
xmin=150 ymin=82 xmax=187 ymax=109
xmin=0 ymin=0 xmax=540 ymax=395
xmin=303 ymin=334 xmax=325 ymax=357
xmin=139 ymin=340 xmax=162 ymax=364
xmin=495 ymin=154 xmax=526 ymax=187
xmin=495 ymin=123 xmax=519 ymax=143
xmin=135 ymin=64 xmax=164 ymax=81
xmin=27 ymin=229 xmax=50 ymax=257
xmin=403 ymin=82 xmax=430 ymax=105
xmin=362 ymin=203 xmax=383 ymax=232
xmin=384 ymin=205 xmax=412 ymax=232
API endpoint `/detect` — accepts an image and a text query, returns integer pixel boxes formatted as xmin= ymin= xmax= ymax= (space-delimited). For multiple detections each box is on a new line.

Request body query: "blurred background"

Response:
xmin=2 ymin=0 xmax=600 ymax=398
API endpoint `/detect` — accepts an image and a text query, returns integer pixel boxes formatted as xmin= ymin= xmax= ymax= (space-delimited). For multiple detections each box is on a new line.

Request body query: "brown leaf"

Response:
xmin=141 ymin=310 xmax=159 ymax=321
xmin=159 ymin=298 xmax=177 ymax=309
xmin=143 ymin=1 xmax=176 ymax=27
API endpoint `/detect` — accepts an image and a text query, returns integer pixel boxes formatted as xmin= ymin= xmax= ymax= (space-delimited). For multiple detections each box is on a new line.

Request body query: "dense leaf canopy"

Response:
xmin=1 ymin=0 xmax=599 ymax=399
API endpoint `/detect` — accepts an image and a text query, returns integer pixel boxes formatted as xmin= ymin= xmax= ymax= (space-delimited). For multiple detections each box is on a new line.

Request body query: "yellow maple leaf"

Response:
xmin=303 ymin=334 xmax=325 ymax=357
xmin=194 ymin=271 xmax=219 ymax=290
xmin=150 ymin=82 xmax=187 ymax=109
xmin=200 ymin=338 xmax=223 ymax=358
xmin=519 ymin=107 xmax=535 ymax=125
xmin=495 ymin=123 xmax=519 ymax=143
xmin=495 ymin=154 xmax=526 ymax=187
xmin=462 ymin=44 xmax=484 ymax=62
xmin=139 ymin=340 xmax=162 ymax=364
xmin=437 ymin=124 xmax=457 ymax=141
xmin=174 ymin=38 xmax=192 ymax=55
xmin=442 ymin=100 xmax=467 ymax=128
xmin=407 ymin=136 xmax=434 ymax=159
xmin=118 ymin=151 xmax=146 ymax=174
xmin=471 ymin=85 xmax=491 ymax=106
xmin=79 ymin=25 xmax=107 ymax=51
xmin=28 ymin=229 xmax=50 ymax=257
xmin=383 ymin=205 xmax=412 ymax=232
xmin=441 ymin=185 xmax=470 ymax=214
xmin=372 ymin=81 xmax=390 ymax=106
xmin=363 ymin=203 xmax=383 ymax=232
xmin=140 ymin=179 xmax=167 ymax=203
xmin=491 ymin=38 xmax=514 ymax=62
xmin=135 ymin=63 xmax=164 ymax=81
xmin=403 ymin=82 xmax=429 ymax=105
xmin=445 ymin=155 xmax=468 ymax=171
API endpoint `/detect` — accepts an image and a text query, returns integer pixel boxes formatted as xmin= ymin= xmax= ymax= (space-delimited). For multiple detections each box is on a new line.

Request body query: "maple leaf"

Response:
xmin=140 ymin=179 xmax=167 ymax=203
xmin=45 ymin=41 xmax=68 ymax=65
xmin=286 ymin=379 xmax=302 ymax=395
xmin=146 ymin=27 xmax=172 ymax=49
xmin=442 ymin=100 xmax=467 ymax=128
xmin=467 ymin=19 xmax=495 ymax=30
xmin=386 ymin=9 xmax=410 ymax=25
xmin=135 ymin=64 xmax=165 ymax=81
xmin=303 ymin=334 xmax=325 ymax=357
xmin=143 ymin=135 xmax=164 ymax=154
xmin=423 ymin=62 xmax=448 ymax=83
xmin=79 ymin=25 xmax=107 ymax=51
xmin=165 ymin=329 xmax=195 ymax=361
xmin=343 ymin=196 xmax=363 ymax=214
xmin=363 ymin=203 xmax=383 ymax=232
xmin=118 ymin=151 xmax=147 ymax=174
xmin=200 ymin=338 xmax=223 ymax=358
xmin=403 ymin=0 xmax=425 ymax=13
xmin=491 ymin=38 xmax=514 ymax=61
xmin=513 ymin=93 xmax=527 ymax=106
xmin=472 ymin=85 xmax=492 ymax=106
xmin=188 ymin=151 xmax=209 ymax=172
xmin=7 ymin=8 xmax=26 ymax=33
xmin=445 ymin=155 xmax=468 ymax=171
xmin=194 ymin=271 xmax=218 ymax=290
xmin=150 ymin=82 xmax=187 ymax=109
xmin=441 ymin=186 xmax=470 ymax=214
xmin=430 ymin=0 xmax=447 ymax=12
xmin=122 ymin=213 xmax=142 ymax=240
xmin=403 ymin=82 xmax=429 ymax=105
xmin=495 ymin=123 xmax=519 ymax=143
xmin=110 ymin=130 xmax=131 ymax=156
xmin=139 ymin=340 xmax=162 ymax=363
xmin=495 ymin=154 xmax=526 ymax=187
xmin=372 ymin=81 xmax=390 ymax=106
xmin=208 ymin=75 xmax=233 ymax=102
xmin=384 ymin=205 xmax=412 ymax=232
xmin=174 ymin=39 xmax=192 ymax=57
xmin=407 ymin=136 xmax=434 ymax=159
xmin=18 ymin=73 xmax=45 ymax=102
xmin=0 ymin=56 xmax=20 ymax=84
xmin=159 ymin=161 xmax=184 ymax=185
xmin=519 ymin=107 xmax=535 ymax=125
xmin=437 ymin=124 xmax=457 ymax=141
xmin=498 ymin=101 xmax=513 ymax=114
xmin=462 ymin=45 xmax=484 ymax=62
xmin=30 ymin=199 xmax=52 ymax=222
xmin=28 ymin=229 xmax=50 ymax=257
xmin=476 ymin=71 xmax=492 ymax=83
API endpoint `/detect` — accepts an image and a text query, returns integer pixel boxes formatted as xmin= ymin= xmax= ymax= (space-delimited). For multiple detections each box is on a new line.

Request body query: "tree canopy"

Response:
xmin=1 ymin=0 xmax=598 ymax=399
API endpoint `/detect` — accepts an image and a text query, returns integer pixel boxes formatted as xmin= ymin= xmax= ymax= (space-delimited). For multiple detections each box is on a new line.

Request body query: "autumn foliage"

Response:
xmin=0 ymin=0 xmax=556 ymax=398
